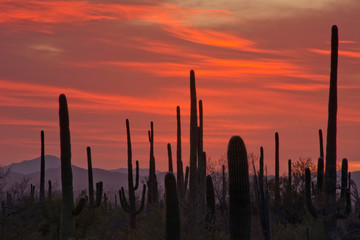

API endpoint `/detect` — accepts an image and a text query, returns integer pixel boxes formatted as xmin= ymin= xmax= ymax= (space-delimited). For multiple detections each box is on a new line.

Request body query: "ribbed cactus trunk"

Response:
xmin=274 ymin=132 xmax=280 ymax=204
xmin=165 ymin=173 xmax=180 ymax=240
xmin=189 ymin=69 xmax=198 ymax=207
xmin=176 ymin=106 xmax=185 ymax=200
xmin=167 ymin=143 xmax=173 ymax=172
xmin=59 ymin=94 xmax=75 ymax=240
xmin=227 ymin=136 xmax=250 ymax=240
xmin=323 ymin=25 xmax=338 ymax=240
xmin=40 ymin=130 xmax=45 ymax=203
xmin=127 ymin=119 xmax=137 ymax=228
xmin=319 ymin=129 xmax=324 ymax=159
xmin=148 ymin=121 xmax=158 ymax=205
xmin=87 ymin=146 xmax=94 ymax=206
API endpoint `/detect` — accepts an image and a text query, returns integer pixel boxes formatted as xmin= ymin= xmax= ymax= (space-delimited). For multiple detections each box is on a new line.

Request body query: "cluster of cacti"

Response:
xmin=305 ymin=25 xmax=351 ymax=240
xmin=119 ymin=119 xmax=146 ymax=228
xmin=252 ymin=146 xmax=271 ymax=240
xmin=86 ymin=146 xmax=103 ymax=207
xmin=147 ymin=121 xmax=158 ymax=206
xmin=59 ymin=94 xmax=88 ymax=240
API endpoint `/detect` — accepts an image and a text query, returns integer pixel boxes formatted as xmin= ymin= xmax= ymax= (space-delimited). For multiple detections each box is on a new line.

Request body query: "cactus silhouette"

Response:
xmin=319 ymin=129 xmax=324 ymax=159
xmin=205 ymin=175 xmax=215 ymax=227
xmin=227 ymin=136 xmax=250 ymax=240
xmin=87 ymin=146 xmax=103 ymax=207
xmin=176 ymin=106 xmax=187 ymax=200
xmin=119 ymin=119 xmax=146 ymax=228
xmin=48 ymin=180 xmax=52 ymax=200
xmin=305 ymin=25 xmax=350 ymax=240
xmin=147 ymin=121 xmax=158 ymax=205
xmin=274 ymin=132 xmax=280 ymax=204
xmin=167 ymin=143 xmax=173 ymax=172
xmin=40 ymin=130 xmax=45 ymax=203
xmin=165 ymin=172 xmax=180 ymax=240
xmin=59 ymin=94 xmax=87 ymax=240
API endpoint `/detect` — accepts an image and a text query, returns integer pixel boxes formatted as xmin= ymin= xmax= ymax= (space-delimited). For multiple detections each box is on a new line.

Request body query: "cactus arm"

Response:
xmin=167 ymin=143 xmax=173 ymax=172
xmin=176 ymin=106 xmax=184 ymax=199
xmin=275 ymin=132 xmax=280 ymax=203
xmin=87 ymin=146 xmax=94 ymax=206
xmin=72 ymin=196 xmax=88 ymax=216
xmin=119 ymin=188 xmax=130 ymax=213
xmin=319 ymin=129 xmax=324 ymax=159
xmin=40 ymin=130 xmax=45 ymax=202
xmin=317 ymin=157 xmax=324 ymax=193
xmin=94 ymin=181 xmax=103 ymax=208
xmin=305 ymin=168 xmax=320 ymax=217
xmin=134 ymin=161 xmax=139 ymax=191
xmin=136 ymin=184 xmax=147 ymax=215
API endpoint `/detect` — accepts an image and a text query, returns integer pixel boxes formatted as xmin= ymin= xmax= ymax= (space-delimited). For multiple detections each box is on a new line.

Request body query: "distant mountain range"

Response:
xmin=2 ymin=155 xmax=360 ymax=204
xmin=2 ymin=155 xmax=168 ymax=202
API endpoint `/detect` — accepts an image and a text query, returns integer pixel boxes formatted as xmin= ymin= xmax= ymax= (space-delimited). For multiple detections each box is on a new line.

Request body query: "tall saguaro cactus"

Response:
xmin=319 ymin=129 xmax=324 ymax=159
xmin=167 ymin=143 xmax=173 ymax=172
xmin=40 ymin=130 xmax=45 ymax=203
xmin=189 ymin=69 xmax=198 ymax=204
xmin=227 ymin=136 xmax=250 ymax=240
xmin=165 ymin=172 xmax=180 ymax=240
xmin=305 ymin=25 xmax=350 ymax=240
xmin=119 ymin=119 xmax=146 ymax=228
xmin=274 ymin=132 xmax=280 ymax=204
xmin=87 ymin=146 xmax=103 ymax=207
xmin=176 ymin=106 xmax=186 ymax=199
xmin=147 ymin=121 xmax=158 ymax=205
xmin=59 ymin=94 xmax=87 ymax=240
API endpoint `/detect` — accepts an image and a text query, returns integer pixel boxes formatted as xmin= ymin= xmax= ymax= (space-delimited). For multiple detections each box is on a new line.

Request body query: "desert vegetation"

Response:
xmin=1 ymin=25 xmax=360 ymax=240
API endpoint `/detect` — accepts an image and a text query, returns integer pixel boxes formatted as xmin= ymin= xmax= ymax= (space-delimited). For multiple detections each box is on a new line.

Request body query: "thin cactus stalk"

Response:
xmin=59 ymin=94 xmax=87 ymax=240
xmin=189 ymin=69 xmax=198 ymax=206
xmin=119 ymin=119 xmax=146 ymax=228
xmin=176 ymin=106 xmax=185 ymax=200
xmin=94 ymin=181 xmax=103 ymax=208
xmin=317 ymin=157 xmax=324 ymax=194
xmin=40 ymin=130 xmax=45 ymax=203
xmin=147 ymin=121 xmax=158 ymax=205
xmin=205 ymin=175 xmax=215 ymax=228
xmin=319 ymin=129 xmax=324 ymax=159
xmin=167 ymin=143 xmax=173 ymax=172
xmin=165 ymin=172 xmax=180 ymax=240
xmin=227 ymin=136 xmax=250 ymax=240
xmin=288 ymin=159 xmax=292 ymax=188
xmin=221 ymin=164 xmax=227 ymax=210
xmin=87 ymin=146 xmax=94 ymax=206
xmin=48 ymin=180 xmax=52 ymax=200
xmin=275 ymin=132 xmax=280 ymax=204
xmin=259 ymin=146 xmax=264 ymax=183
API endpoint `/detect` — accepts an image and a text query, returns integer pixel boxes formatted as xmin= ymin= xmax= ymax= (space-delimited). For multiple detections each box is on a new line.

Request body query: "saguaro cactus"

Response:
xmin=189 ymin=69 xmax=198 ymax=204
xmin=147 ymin=121 xmax=158 ymax=205
xmin=206 ymin=175 xmax=215 ymax=227
xmin=305 ymin=25 xmax=351 ymax=240
xmin=319 ymin=129 xmax=324 ymax=159
xmin=40 ymin=130 xmax=45 ymax=203
xmin=87 ymin=146 xmax=103 ymax=207
xmin=227 ymin=136 xmax=250 ymax=240
xmin=274 ymin=132 xmax=280 ymax=204
xmin=59 ymin=94 xmax=87 ymax=240
xmin=119 ymin=119 xmax=146 ymax=228
xmin=167 ymin=143 xmax=173 ymax=172
xmin=176 ymin=106 xmax=186 ymax=200
xmin=165 ymin=172 xmax=180 ymax=240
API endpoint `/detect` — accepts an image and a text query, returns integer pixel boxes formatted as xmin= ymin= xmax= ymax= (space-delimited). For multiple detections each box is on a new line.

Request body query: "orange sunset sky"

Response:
xmin=0 ymin=0 xmax=359 ymax=174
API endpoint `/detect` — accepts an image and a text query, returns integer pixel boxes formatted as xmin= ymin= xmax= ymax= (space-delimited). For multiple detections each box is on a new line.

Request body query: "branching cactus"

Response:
xmin=147 ymin=121 xmax=158 ymax=205
xmin=40 ymin=130 xmax=45 ymax=203
xmin=227 ymin=136 xmax=250 ymax=240
xmin=165 ymin=172 xmax=180 ymax=240
xmin=305 ymin=26 xmax=351 ymax=240
xmin=119 ymin=119 xmax=146 ymax=228
xmin=59 ymin=94 xmax=88 ymax=240
xmin=87 ymin=146 xmax=103 ymax=207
